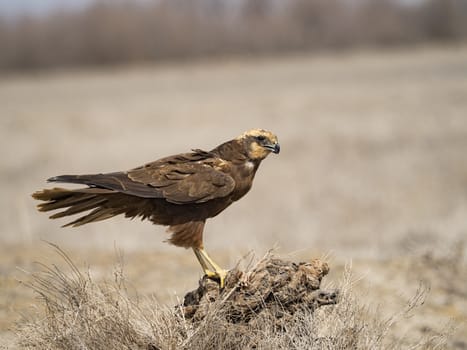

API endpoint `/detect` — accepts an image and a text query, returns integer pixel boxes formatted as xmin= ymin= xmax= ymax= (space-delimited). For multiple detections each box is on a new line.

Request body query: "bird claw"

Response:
xmin=205 ymin=269 xmax=228 ymax=288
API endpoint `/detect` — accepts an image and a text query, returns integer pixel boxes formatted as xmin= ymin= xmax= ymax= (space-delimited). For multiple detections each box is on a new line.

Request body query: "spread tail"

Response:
xmin=32 ymin=187 xmax=126 ymax=227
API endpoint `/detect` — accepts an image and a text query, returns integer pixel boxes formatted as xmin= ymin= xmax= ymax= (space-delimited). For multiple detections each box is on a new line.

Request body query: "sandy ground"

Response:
xmin=1 ymin=45 xmax=467 ymax=347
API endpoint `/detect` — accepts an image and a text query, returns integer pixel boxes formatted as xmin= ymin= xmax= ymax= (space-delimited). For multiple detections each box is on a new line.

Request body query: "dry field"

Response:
xmin=1 ymin=45 xmax=467 ymax=348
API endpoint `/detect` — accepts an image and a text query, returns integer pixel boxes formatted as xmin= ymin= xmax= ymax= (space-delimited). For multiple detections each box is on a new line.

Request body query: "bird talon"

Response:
xmin=204 ymin=269 xmax=228 ymax=288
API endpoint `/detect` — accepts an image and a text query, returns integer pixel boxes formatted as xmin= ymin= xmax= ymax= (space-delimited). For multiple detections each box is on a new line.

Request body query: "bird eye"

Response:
xmin=255 ymin=135 xmax=266 ymax=142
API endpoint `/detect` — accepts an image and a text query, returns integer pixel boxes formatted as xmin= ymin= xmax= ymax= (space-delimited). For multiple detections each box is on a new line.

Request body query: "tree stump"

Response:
xmin=182 ymin=257 xmax=339 ymax=327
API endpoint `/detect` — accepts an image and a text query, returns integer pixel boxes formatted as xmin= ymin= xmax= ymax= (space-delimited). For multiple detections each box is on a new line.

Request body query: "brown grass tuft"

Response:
xmin=16 ymin=245 xmax=448 ymax=349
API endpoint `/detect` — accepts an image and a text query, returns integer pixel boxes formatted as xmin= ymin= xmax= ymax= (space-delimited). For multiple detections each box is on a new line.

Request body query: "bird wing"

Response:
xmin=48 ymin=152 xmax=236 ymax=204
xmin=127 ymin=156 xmax=235 ymax=204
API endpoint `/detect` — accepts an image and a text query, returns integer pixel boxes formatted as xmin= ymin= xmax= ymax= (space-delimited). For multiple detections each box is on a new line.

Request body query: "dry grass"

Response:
xmin=16 ymin=245 xmax=448 ymax=350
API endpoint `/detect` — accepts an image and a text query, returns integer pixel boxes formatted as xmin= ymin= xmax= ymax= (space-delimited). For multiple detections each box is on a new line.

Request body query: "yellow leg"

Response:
xmin=192 ymin=248 xmax=228 ymax=288
xmin=193 ymin=248 xmax=216 ymax=277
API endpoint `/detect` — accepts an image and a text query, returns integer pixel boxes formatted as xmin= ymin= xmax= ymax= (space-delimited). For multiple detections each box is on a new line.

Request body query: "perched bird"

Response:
xmin=32 ymin=129 xmax=280 ymax=287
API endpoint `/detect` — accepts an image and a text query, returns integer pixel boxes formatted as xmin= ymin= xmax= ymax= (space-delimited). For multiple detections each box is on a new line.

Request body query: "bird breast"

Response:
xmin=228 ymin=161 xmax=257 ymax=201
xmin=244 ymin=161 xmax=255 ymax=171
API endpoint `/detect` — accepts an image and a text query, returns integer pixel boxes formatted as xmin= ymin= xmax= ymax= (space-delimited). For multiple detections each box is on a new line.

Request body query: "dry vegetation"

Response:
xmin=1 ymin=0 xmax=467 ymax=71
xmin=16 ymin=246 xmax=447 ymax=350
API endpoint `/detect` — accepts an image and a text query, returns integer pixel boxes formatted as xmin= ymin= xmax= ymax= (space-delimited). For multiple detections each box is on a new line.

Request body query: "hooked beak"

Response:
xmin=264 ymin=143 xmax=280 ymax=154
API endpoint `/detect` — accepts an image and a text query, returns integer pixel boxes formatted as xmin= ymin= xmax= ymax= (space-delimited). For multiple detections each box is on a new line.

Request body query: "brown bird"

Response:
xmin=32 ymin=129 xmax=280 ymax=287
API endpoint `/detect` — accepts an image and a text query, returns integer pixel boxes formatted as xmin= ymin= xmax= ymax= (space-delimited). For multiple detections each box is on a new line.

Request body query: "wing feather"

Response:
xmin=48 ymin=151 xmax=236 ymax=204
xmin=128 ymin=159 xmax=235 ymax=204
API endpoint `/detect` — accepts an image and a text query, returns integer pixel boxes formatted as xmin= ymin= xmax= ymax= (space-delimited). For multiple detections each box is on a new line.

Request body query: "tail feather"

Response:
xmin=49 ymin=197 xmax=107 ymax=219
xmin=33 ymin=190 xmax=99 ymax=212
xmin=32 ymin=187 xmax=126 ymax=227
xmin=32 ymin=187 xmax=75 ymax=202
xmin=63 ymin=207 xmax=126 ymax=227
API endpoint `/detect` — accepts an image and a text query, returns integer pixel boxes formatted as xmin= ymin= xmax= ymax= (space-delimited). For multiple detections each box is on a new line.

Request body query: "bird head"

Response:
xmin=237 ymin=129 xmax=280 ymax=160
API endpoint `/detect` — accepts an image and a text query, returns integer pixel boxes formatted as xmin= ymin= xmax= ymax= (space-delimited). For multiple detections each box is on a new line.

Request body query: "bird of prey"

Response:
xmin=32 ymin=129 xmax=280 ymax=287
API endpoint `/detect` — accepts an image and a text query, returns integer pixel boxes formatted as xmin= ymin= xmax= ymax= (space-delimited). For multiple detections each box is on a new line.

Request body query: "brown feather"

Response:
xmin=64 ymin=208 xmax=126 ymax=227
xmin=49 ymin=198 xmax=108 ymax=219
xmin=167 ymin=221 xmax=205 ymax=248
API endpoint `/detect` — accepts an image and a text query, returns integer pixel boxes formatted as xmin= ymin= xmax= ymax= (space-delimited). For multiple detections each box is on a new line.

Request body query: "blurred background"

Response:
xmin=1 ymin=0 xmax=467 ymax=70
xmin=1 ymin=0 xmax=467 ymax=347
